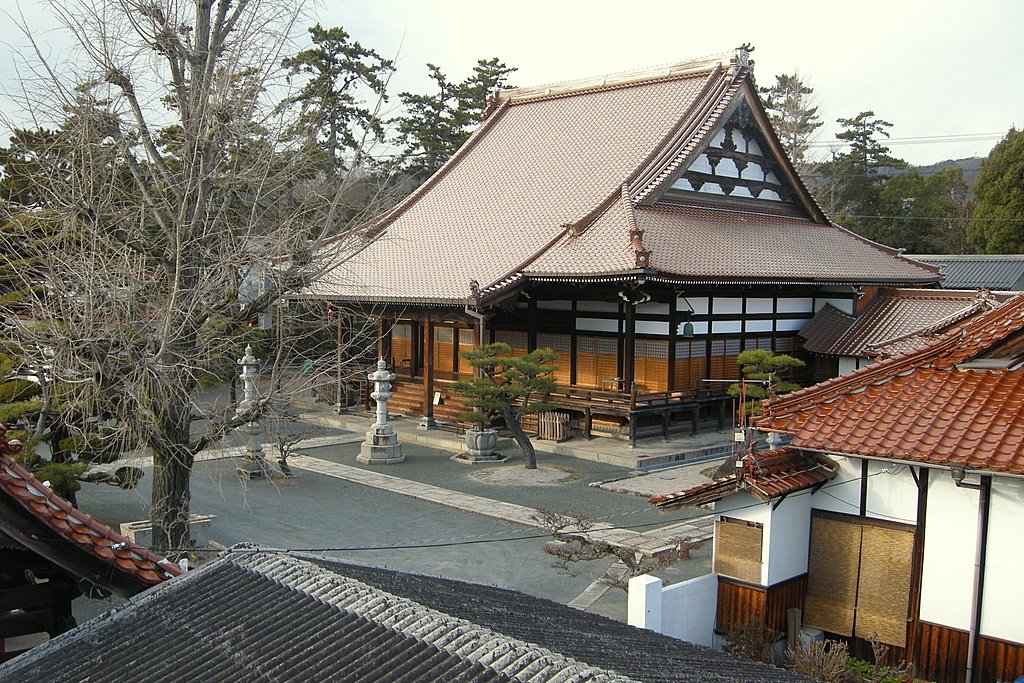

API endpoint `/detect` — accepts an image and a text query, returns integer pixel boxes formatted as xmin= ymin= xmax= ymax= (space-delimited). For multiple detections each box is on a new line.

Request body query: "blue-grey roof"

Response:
xmin=906 ymin=255 xmax=1024 ymax=291
xmin=0 ymin=551 xmax=812 ymax=683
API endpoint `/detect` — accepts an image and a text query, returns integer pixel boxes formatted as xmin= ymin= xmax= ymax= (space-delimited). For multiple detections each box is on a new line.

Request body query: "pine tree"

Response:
xmin=759 ymin=73 xmax=821 ymax=172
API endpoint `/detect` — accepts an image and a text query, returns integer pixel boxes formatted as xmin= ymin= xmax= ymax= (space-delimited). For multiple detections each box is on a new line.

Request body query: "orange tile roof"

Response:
xmin=305 ymin=52 xmax=938 ymax=306
xmin=0 ymin=426 xmax=181 ymax=589
xmin=759 ymin=293 xmax=1024 ymax=475
xmin=650 ymin=447 xmax=837 ymax=512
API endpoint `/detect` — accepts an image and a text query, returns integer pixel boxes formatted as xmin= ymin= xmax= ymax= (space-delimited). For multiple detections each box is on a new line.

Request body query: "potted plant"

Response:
xmin=461 ymin=407 xmax=499 ymax=460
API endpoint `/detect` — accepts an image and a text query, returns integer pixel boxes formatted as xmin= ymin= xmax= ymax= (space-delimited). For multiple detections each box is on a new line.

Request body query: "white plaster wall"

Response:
xmin=635 ymin=321 xmax=670 ymax=336
xmin=636 ymin=302 xmax=669 ymax=315
xmin=817 ymin=298 xmax=854 ymax=315
xmin=746 ymin=298 xmax=774 ymax=314
xmin=777 ymin=297 xmax=814 ymax=314
xmin=576 ymin=317 xmax=619 ymax=333
xmin=765 ymin=490 xmax=812 ymax=586
xmin=713 ymin=297 xmax=743 ymax=314
xmin=746 ymin=320 xmax=773 ymax=333
xmin=863 ymin=462 xmax=918 ymax=524
xmin=808 ymin=456 xmax=862 ymax=516
xmin=678 ymin=296 xmax=709 ymax=314
xmin=536 ymin=300 xmax=572 ymax=310
xmin=776 ymin=319 xmax=808 ymax=332
xmin=919 ymin=477 xmax=980 ymax=631
xmin=980 ymin=477 xmax=1024 ymax=643
xmin=577 ymin=301 xmax=619 ymax=313
xmin=627 ymin=573 xmax=718 ymax=648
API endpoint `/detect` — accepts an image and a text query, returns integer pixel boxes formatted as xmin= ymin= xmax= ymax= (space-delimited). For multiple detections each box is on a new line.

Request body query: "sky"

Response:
xmin=1 ymin=0 xmax=1021 ymax=166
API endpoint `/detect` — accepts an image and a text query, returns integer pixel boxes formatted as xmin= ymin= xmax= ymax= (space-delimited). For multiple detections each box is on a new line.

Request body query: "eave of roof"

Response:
xmin=0 ymin=450 xmax=181 ymax=593
xmin=650 ymin=447 xmax=837 ymax=512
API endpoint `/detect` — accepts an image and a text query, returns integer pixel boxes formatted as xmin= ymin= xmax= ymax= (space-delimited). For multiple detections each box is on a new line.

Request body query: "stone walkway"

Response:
xmin=287 ymin=453 xmax=713 ymax=557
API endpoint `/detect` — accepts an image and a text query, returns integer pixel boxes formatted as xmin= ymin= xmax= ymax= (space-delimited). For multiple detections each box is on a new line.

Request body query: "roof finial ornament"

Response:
xmin=469 ymin=279 xmax=481 ymax=299
xmin=732 ymin=44 xmax=755 ymax=77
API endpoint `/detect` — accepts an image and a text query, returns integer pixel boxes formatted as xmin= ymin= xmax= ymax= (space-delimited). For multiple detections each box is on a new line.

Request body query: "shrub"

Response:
xmin=724 ymin=615 xmax=781 ymax=665
xmin=786 ymin=638 xmax=849 ymax=683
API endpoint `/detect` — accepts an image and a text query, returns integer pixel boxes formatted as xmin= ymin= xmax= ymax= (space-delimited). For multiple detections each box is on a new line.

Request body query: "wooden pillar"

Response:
xmin=421 ymin=314 xmax=435 ymax=426
xmin=667 ymin=295 xmax=677 ymax=389
xmin=527 ymin=299 xmax=537 ymax=350
xmin=624 ymin=302 xmax=636 ymax=391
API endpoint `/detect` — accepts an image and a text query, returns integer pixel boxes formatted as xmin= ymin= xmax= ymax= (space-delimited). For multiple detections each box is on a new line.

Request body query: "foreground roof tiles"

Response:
xmin=759 ymin=293 xmax=1024 ymax=475
xmin=306 ymin=53 xmax=937 ymax=306
xmin=0 ymin=429 xmax=180 ymax=590
xmin=650 ymin=447 xmax=837 ymax=512
xmin=1 ymin=551 xmax=813 ymax=682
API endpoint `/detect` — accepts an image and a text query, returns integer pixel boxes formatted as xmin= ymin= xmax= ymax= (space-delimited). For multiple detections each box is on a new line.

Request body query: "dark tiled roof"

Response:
xmin=650 ymin=448 xmax=837 ymax=511
xmin=799 ymin=304 xmax=854 ymax=354
xmin=759 ymin=294 xmax=1024 ymax=475
xmin=0 ymin=552 xmax=813 ymax=683
xmin=803 ymin=288 xmax=1007 ymax=358
xmin=305 ymin=53 xmax=937 ymax=306
xmin=907 ymin=254 xmax=1024 ymax=290
xmin=0 ymin=427 xmax=180 ymax=593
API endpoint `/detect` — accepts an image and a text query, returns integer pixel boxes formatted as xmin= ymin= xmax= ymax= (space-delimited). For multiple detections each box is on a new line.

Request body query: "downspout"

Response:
xmin=464 ymin=304 xmax=487 ymax=347
xmin=952 ymin=468 xmax=991 ymax=683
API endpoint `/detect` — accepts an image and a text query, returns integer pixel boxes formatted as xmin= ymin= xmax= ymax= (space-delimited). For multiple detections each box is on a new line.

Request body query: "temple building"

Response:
xmin=301 ymin=48 xmax=937 ymax=443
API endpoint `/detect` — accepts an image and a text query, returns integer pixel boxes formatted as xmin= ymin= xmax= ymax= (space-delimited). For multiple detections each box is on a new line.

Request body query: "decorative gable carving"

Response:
xmin=665 ymin=97 xmax=796 ymax=205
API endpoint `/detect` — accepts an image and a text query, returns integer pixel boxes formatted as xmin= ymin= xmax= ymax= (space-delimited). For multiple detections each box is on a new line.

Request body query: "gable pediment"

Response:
xmin=665 ymin=96 xmax=798 ymax=205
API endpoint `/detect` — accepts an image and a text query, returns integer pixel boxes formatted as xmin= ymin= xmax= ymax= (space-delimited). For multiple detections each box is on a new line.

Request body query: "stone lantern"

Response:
xmin=357 ymin=360 xmax=404 ymax=464
xmin=236 ymin=345 xmax=273 ymax=479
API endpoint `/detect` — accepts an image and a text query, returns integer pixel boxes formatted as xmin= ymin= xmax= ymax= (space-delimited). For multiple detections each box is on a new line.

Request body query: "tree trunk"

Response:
xmin=502 ymin=404 xmax=536 ymax=469
xmin=150 ymin=442 xmax=194 ymax=559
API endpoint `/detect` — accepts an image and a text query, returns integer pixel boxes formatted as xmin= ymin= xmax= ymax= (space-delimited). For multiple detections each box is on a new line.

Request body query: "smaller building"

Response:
xmin=651 ymin=293 xmax=1024 ymax=683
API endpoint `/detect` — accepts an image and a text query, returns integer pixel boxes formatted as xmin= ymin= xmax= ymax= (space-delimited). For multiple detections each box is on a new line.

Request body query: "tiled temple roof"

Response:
xmin=305 ymin=52 xmax=937 ymax=307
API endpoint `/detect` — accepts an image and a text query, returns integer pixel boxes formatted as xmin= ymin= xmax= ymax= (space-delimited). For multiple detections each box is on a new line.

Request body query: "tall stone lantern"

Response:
xmin=236 ymin=345 xmax=273 ymax=479
xmin=357 ymin=360 xmax=405 ymax=464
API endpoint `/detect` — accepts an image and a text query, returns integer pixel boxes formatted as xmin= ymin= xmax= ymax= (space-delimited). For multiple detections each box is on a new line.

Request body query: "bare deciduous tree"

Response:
xmin=0 ymin=0 xmax=392 ymax=556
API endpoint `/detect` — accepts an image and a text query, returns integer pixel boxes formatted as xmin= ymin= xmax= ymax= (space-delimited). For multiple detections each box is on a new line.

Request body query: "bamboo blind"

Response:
xmin=714 ymin=519 xmax=763 ymax=584
xmin=854 ymin=524 xmax=914 ymax=646
xmin=804 ymin=515 xmax=861 ymax=637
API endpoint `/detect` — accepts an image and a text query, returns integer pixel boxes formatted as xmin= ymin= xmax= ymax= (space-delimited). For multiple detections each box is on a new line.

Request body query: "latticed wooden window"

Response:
xmin=804 ymin=512 xmax=914 ymax=647
xmin=709 ymin=338 xmax=741 ymax=381
xmin=536 ymin=333 xmax=570 ymax=384
xmin=774 ymin=336 xmax=799 ymax=354
xmin=494 ymin=330 xmax=528 ymax=357
xmin=673 ymin=339 xmax=705 ymax=390
xmin=390 ymin=323 xmax=413 ymax=367
xmin=433 ymin=326 xmax=454 ymax=373
xmin=634 ymin=339 xmax=668 ymax=392
xmin=456 ymin=328 xmax=476 ymax=376
xmin=714 ymin=517 xmax=762 ymax=584
xmin=576 ymin=336 xmax=618 ymax=388
xmin=746 ymin=336 xmax=773 ymax=351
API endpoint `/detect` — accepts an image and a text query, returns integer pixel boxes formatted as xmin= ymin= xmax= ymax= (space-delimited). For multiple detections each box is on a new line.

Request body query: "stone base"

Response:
xmin=357 ymin=425 xmax=405 ymax=464
xmin=236 ymin=456 xmax=279 ymax=480
xmin=417 ymin=416 xmax=437 ymax=431
xmin=450 ymin=452 xmax=508 ymax=465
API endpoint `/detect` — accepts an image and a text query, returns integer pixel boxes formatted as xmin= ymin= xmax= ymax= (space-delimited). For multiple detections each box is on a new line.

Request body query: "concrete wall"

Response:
xmin=765 ymin=490 xmax=812 ymax=586
xmin=628 ymin=573 xmax=718 ymax=648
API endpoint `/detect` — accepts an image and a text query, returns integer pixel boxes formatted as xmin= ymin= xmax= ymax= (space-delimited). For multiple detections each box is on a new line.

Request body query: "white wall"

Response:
xmin=864 ymin=461 xmax=918 ymax=524
xmin=808 ymin=456 xmax=862 ymax=516
xmin=980 ymin=477 xmax=1024 ymax=643
xmin=765 ymin=490 xmax=812 ymax=586
xmin=627 ymin=573 xmax=718 ymax=648
xmin=919 ymin=477 xmax=980 ymax=630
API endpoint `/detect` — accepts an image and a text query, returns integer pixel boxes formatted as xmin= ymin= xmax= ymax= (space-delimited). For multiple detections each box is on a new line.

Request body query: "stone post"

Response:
xmin=236 ymin=345 xmax=273 ymax=479
xmin=358 ymin=360 xmax=405 ymax=464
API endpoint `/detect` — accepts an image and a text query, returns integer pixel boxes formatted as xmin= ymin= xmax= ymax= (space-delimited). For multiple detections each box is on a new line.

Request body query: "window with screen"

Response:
xmin=709 ymin=338 xmax=741 ymax=381
xmin=673 ymin=339 xmax=705 ymax=390
xmin=536 ymin=333 xmax=570 ymax=384
xmin=634 ymin=339 xmax=669 ymax=392
xmin=576 ymin=336 xmax=618 ymax=388
xmin=494 ymin=330 xmax=528 ymax=357
xmin=391 ymin=323 xmax=413 ymax=368
xmin=433 ymin=326 xmax=454 ymax=373
xmin=456 ymin=328 xmax=475 ymax=375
